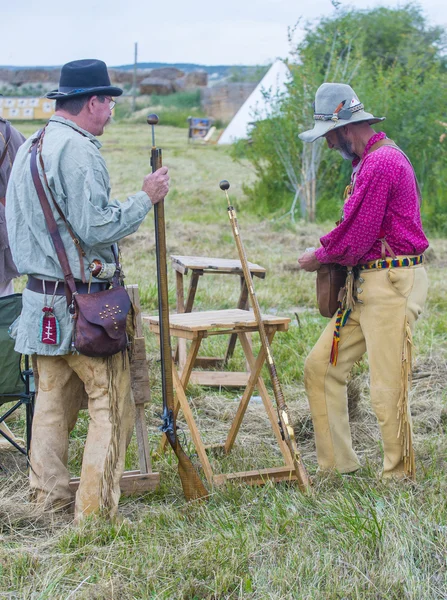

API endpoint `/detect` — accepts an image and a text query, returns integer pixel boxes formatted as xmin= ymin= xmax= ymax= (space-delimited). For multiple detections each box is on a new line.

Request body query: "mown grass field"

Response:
xmin=1 ymin=119 xmax=446 ymax=599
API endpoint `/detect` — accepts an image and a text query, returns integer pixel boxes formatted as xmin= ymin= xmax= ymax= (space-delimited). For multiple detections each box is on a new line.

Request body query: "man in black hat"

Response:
xmin=6 ymin=59 xmax=169 ymax=522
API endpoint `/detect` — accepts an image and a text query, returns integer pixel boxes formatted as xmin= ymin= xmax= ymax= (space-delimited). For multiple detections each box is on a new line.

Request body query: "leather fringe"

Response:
xmin=99 ymin=354 xmax=122 ymax=515
xmin=330 ymin=267 xmax=355 ymax=366
xmin=397 ymin=321 xmax=416 ymax=479
xmin=343 ymin=267 xmax=356 ymax=312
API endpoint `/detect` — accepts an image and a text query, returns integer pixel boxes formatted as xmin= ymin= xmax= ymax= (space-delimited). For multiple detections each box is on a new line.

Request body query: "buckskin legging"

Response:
xmin=304 ymin=263 xmax=428 ymax=477
xmin=30 ymin=351 xmax=135 ymax=521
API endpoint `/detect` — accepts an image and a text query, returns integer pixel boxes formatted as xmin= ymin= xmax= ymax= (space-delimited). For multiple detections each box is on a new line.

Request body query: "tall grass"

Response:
xmin=1 ymin=122 xmax=446 ymax=599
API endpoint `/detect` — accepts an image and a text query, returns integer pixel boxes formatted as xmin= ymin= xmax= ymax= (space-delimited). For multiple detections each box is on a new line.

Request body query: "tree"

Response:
xmin=234 ymin=4 xmax=447 ymax=228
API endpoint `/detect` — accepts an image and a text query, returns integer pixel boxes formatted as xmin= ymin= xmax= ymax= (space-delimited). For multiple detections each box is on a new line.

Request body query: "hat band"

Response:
xmin=58 ymin=87 xmax=93 ymax=94
xmin=314 ymin=102 xmax=364 ymax=122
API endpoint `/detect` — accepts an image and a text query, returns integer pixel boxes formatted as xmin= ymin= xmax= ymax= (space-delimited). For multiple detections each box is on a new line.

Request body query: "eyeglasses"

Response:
xmin=100 ymin=96 xmax=116 ymax=110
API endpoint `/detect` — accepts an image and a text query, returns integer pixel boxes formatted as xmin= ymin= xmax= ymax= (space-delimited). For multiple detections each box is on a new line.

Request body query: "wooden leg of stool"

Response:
xmin=127 ymin=285 xmax=154 ymax=474
xmin=175 ymin=272 xmax=201 ymax=368
xmin=171 ymin=367 xmax=214 ymax=484
xmin=224 ymin=341 xmax=267 ymax=454
xmin=134 ymin=404 xmax=152 ymax=473
xmin=158 ymin=334 xmax=204 ymax=454
xmin=238 ymin=330 xmax=293 ymax=465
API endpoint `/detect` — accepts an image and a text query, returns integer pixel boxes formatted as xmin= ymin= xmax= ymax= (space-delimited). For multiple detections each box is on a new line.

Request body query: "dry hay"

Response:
xmin=1 ymin=355 xmax=445 ymax=530
xmin=0 ymin=470 xmax=71 ymax=539
xmin=335 ymin=354 xmax=447 ymax=468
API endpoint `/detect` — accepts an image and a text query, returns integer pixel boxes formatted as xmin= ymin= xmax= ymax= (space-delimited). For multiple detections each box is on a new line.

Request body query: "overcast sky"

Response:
xmin=2 ymin=0 xmax=446 ymax=67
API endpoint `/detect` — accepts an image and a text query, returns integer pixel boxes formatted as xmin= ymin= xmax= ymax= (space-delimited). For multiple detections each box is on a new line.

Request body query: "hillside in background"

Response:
xmin=0 ymin=62 xmax=268 ymax=84
xmin=116 ymin=62 xmax=267 ymax=81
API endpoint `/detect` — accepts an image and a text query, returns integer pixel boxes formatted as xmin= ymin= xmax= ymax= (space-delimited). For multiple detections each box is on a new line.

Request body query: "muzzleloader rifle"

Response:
xmin=219 ymin=180 xmax=310 ymax=493
xmin=148 ymin=114 xmax=208 ymax=501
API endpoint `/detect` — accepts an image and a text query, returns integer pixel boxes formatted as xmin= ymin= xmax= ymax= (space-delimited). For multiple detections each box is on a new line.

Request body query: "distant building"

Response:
xmin=0 ymin=97 xmax=55 ymax=120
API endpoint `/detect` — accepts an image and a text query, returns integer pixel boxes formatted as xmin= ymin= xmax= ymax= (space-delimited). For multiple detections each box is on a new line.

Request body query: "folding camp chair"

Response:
xmin=0 ymin=293 xmax=35 ymax=456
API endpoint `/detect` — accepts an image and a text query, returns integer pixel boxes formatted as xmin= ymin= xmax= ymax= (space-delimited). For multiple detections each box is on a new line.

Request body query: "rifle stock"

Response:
xmin=148 ymin=114 xmax=208 ymax=501
xmin=219 ymin=180 xmax=310 ymax=493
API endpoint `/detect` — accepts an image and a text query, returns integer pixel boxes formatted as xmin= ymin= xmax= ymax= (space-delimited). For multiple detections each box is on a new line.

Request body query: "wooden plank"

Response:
xmin=69 ymin=471 xmax=160 ymax=495
xmin=130 ymin=338 xmax=151 ymax=404
xmin=188 ymin=371 xmax=250 ymax=387
xmin=134 ymin=404 xmax=152 ymax=473
xmin=193 ymin=357 xmax=224 ymax=369
xmin=171 ymin=262 xmax=188 ymax=275
xmin=145 ymin=321 xmax=197 ymax=340
xmin=213 ymin=466 xmax=296 ymax=486
xmin=170 ymin=255 xmax=266 ymax=275
xmin=175 ymin=270 xmax=185 ymax=317
xmin=184 ymin=272 xmax=201 ymax=313
xmin=174 ymin=270 xmax=186 ymax=365
xmin=145 ymin=309 xmax=290 ymax=332
xmin=126 ymin=285 xmax=153 ymax=473
xmin=131 ymin=342 xmax=147 ymax=362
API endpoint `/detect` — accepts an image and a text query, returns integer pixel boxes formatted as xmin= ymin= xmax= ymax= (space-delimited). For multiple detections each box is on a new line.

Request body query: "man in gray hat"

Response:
xmin=6 ymin=59 xmax=169 ymax=521
xmin=0 ymin=104 xmax=25 ymax=296
xmin=297 ymin=83 xmax=429 ymax=480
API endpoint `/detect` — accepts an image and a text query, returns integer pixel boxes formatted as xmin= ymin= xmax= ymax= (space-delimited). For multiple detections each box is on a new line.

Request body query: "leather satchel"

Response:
xmin=316 ymin=264 xmax=347 ymax=318
xmin=71 ymin=284 xmax=131 ymax=357
xmin=30 ymin=129 xmax=131 ymax=358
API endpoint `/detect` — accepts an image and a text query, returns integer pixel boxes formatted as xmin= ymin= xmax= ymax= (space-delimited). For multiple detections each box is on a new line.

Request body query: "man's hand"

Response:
xmin=297 ymin=250 xmax=321 ymax=272
xmin=142 ymin=166 xmax=170 ymax=205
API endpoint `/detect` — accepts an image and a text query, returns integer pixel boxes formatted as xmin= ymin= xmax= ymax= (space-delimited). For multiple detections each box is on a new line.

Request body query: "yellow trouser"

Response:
xmin=30 ymin=352 xmax=135 ymax=521
xmin=304 ymin=264 xmax=428 ymax=477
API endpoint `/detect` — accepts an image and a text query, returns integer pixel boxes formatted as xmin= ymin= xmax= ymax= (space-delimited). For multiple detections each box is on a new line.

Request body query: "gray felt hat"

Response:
xmin=299 ymin=83 xmax=385 ymax=143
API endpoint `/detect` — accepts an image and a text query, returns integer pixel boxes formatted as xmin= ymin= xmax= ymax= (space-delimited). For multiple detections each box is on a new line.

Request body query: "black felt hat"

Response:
xmin=46 ymin=59 xmax=123 ymax=99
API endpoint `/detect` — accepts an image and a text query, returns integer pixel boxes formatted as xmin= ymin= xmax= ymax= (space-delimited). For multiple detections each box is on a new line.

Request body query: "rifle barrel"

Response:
xmin=220 ymin=180 xmax=309 ymax=492
xmin=149 ymin=116 xmax=208 ymax=500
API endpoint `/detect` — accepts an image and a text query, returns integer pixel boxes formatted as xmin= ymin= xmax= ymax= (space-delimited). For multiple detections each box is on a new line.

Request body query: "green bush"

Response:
xmin=236 ymin=4 xmax=447 ymax=232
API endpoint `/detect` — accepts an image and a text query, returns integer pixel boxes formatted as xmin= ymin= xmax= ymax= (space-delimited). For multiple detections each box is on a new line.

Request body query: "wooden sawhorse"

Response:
xmin=70 ymin=285 xmax=160 ymax=496
xmin=144 ymin=309 xmax=297 ymax=486
xmin=170 ymin=256 xmax=266 ymax=373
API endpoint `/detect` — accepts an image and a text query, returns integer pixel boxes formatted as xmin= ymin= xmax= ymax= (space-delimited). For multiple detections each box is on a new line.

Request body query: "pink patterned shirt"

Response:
xmin=315 ymin=132 xmax=429 ymax=266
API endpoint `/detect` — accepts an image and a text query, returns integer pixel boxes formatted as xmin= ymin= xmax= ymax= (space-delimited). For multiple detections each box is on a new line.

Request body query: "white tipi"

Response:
xmin=217 ymin=60 xmax=291 ymax=145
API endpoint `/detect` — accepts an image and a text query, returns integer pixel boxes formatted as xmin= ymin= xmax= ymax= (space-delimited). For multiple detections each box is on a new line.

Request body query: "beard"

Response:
xmin=335 ymin=129 xmax=357 ymax=160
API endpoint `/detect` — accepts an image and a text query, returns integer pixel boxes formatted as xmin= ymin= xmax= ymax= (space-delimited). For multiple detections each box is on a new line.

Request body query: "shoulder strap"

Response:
xmin=34 ymin=127 xmax=87 ymax=283
xmin=30 ymin=133 xmax=77 ymax=305
xmin=367 ymin=138 xmax=422 ymax=204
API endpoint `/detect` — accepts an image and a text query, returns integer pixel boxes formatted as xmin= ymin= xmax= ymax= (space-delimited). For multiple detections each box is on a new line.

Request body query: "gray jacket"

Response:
xmin=6 ymin=116 xmax=152 ymax=355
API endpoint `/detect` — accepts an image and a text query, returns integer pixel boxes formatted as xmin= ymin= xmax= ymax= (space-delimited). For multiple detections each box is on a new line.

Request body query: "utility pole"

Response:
xmin=132 ymin=42 xmax=138 ymax=112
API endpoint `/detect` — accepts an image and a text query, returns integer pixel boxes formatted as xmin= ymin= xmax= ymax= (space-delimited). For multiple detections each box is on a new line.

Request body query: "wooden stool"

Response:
xmin=144 ymin=309 xmax=297 ymax=486
xmin=171 ymin=255 xmax=266 ymax=372
xmin=70 ymin=285 xmax=160 ymax=496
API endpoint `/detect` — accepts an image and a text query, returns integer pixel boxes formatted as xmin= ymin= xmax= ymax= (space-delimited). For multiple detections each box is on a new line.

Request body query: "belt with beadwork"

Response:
xmin=358 ymin=254 xmax=424 ymax=271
